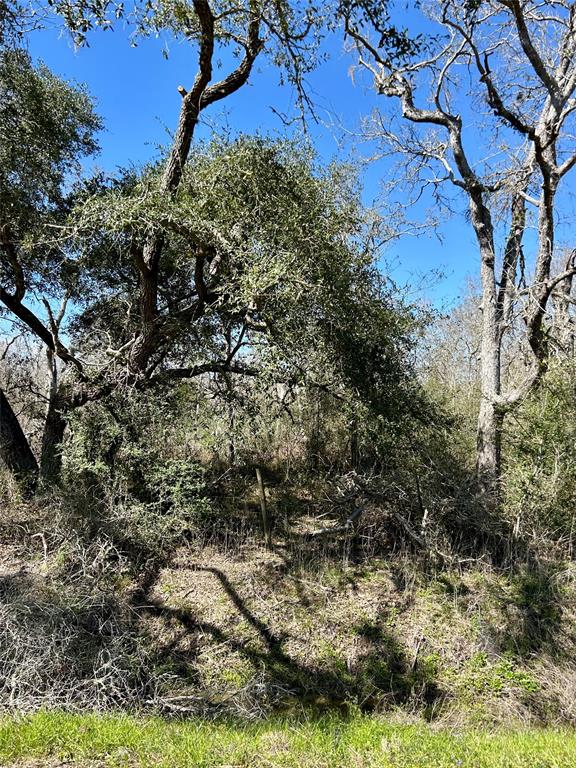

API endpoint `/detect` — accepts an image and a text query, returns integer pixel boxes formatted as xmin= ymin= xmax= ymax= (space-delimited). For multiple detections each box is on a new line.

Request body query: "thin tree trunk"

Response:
xmin=471 ymin=194 xmax=502 ymax=488
xmin=476 ymin=290 xmax=503 ymax=488
xmin=39 ymin=354 xmax=67 ymax=485
xmin=256 ymin=467 xmax=272 ymax=550
xmin=39 ymin=392 xmax=67 ymax=485
xmin=0 ymin=387 xmax=38 ymax=496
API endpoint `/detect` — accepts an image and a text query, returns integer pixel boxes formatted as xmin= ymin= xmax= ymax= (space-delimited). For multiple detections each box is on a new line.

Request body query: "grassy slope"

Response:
xmin=3 ymin=491 xmax=576 ymax=725
xmin=140 ymin=546 xmax=576 ymax=725
xmin=1 ymin=712 xmax=576 ymax=768
xmin=3 ymin=529 xmax=576 ymax=724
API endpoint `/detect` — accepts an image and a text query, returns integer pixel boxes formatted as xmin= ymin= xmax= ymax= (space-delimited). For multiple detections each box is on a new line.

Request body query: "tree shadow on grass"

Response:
xmin=483 ymin=557 xmax=574 ymax=660
xmin=131 ymin=562 xmax=446 ymax=718
xmin=12 ymin=458 xmax=572 ymax=720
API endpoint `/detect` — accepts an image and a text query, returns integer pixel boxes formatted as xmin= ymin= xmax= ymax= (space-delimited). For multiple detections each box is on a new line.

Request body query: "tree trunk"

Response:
xmin=476 ymin=285 xmax=502 ymax=485
xmin=476 ymin=283 xmax=504 ymax=489
xmin=476 ymin=397 xmax=503 ymax=488
xmin=39 ymin=354 xmax=67 ymax=486
xmin=39 ymin=391 xmax=67 ymax=485
xmin=473 ymin=200 xmax=502 ymax=490
xmin=256 ymin=467 xmax=273 ymax=550
xmin=0 ymin=387 xmax=38 ymax=496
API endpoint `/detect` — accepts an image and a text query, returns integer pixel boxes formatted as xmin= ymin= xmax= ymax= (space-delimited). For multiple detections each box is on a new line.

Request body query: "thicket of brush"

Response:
xmin=3 ymin=338 xmax=576 ymax=724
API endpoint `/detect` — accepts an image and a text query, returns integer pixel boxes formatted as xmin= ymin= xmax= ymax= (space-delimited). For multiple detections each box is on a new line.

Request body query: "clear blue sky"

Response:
xmin=27 ymin=14 xmax=477 ymax=309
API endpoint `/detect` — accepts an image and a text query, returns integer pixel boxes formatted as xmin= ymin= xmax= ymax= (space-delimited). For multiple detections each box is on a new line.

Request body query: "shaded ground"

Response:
xmin=130 ymin=543 xmax=576 ymax=724
xmin=2 ymin=495 xmax=576 ymax=725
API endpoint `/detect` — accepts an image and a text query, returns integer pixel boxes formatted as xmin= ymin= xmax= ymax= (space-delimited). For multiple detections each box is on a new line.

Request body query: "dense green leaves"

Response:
xmin=0 ymin=48 xmax=100 ymax=295
xmin=0 ymin=49 xmax=100 ymax=231
xmin=69 ymin=136 xmax=421 ymax=422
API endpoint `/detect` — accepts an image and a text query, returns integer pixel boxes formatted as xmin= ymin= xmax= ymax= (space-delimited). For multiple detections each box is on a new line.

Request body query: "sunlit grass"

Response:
xmin=1 ymin=712 xmax=575 ymax=767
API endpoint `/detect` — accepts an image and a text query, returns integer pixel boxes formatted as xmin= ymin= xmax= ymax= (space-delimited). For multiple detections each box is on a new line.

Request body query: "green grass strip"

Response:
xmin=0 ymin=712 xmax=575 ymax=767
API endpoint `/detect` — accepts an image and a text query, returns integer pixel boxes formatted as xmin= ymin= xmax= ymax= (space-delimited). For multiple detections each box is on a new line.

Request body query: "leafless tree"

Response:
xmin=346 ymin=0 xmax=576 ymax=488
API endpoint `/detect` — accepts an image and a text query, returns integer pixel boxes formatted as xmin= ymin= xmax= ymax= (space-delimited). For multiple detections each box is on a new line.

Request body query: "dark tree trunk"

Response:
xmin=39 ymin=353 xmax=68 ymax=486
xmin=0 ymin=387 xmax=38 ymax=496
xmin=39 ymin=390 xmax=67 ymax=486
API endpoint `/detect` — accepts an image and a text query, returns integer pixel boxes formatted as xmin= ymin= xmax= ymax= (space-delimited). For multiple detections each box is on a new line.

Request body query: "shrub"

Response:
xmin=503 ymin=360 xmax=576 ymax=542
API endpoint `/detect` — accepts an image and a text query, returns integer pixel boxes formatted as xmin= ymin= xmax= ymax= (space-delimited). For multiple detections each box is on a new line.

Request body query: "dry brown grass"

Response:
xmin=1 ymin=489 xmax=576 ymax=725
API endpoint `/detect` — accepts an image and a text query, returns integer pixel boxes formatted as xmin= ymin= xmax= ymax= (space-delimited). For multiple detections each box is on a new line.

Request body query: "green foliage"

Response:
xmin=62 ymin=394 xmax=213 ymax=562
xmin=70 ymin=136 xmax=424 ymax=430
xmin=3 ymin=712 xmax=576 ymax=767
xmin=46 ymin=0 xmax=325 ymax=93
xmin=504 ymin=360 xmax=576 ymax=540
xmin=0 ymin=48 xmax=100 ymax=228
xmin=0 ymin=47 xmax=100 ymax=295
xmin=458 ymin=652 xmax=539 ymax=696
xmin=0 ymin=0 xmax=24 ymax=43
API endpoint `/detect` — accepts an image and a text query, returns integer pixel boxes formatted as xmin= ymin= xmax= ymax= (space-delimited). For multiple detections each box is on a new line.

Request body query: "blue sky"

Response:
xmin=27 ymin=13 xmax=478 ymax=309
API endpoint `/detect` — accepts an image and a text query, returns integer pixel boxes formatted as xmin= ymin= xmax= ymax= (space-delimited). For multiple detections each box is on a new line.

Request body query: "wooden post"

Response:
xmin=256 ymin=467 xmax=272 ymax=550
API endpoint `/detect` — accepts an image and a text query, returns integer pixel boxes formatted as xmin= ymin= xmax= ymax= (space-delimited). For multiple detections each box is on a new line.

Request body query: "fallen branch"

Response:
xmin=309 ymin=505 xmax=365 ymax=537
